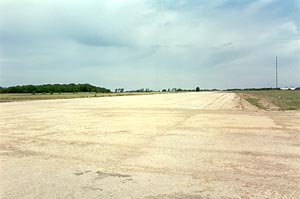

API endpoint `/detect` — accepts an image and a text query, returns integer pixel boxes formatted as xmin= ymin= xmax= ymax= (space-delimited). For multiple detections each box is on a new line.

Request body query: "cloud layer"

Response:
xmin=1 ymin=0 xmax=299 ymax=89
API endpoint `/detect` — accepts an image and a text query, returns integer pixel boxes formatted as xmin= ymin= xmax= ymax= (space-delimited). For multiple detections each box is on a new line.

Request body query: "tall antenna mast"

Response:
xmin=276 ymin=56 xmax=278 ymax=88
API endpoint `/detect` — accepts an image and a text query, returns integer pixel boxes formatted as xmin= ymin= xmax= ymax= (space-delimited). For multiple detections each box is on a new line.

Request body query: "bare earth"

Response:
xmin=0 ymin=92 xmax=300 ymax=199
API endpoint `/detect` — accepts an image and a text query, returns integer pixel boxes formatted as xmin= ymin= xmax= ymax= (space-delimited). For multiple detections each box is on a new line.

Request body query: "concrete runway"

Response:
xmin=1 ymin=92 xmax=300 ymax=198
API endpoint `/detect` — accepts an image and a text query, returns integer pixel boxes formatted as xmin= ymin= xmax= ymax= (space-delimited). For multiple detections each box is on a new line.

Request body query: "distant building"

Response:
xmin=280 ymin=87 xmax=296 ymax=91
xmin=115 ymin=88 xmax=124 ymax=93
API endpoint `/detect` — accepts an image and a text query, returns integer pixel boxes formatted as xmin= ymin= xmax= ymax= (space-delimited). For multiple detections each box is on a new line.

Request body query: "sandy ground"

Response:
xmin=0 ymin=92 xmax=300 ymax=199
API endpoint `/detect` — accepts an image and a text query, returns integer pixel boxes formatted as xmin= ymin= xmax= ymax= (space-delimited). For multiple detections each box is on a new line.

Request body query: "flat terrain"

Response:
xmin=238 ymin=90 xmax=300 ymax=110
xmin=0 ymin=92 xmax=160 ymax=102
xmin=0 ymin=92 xmax=300 ymax=199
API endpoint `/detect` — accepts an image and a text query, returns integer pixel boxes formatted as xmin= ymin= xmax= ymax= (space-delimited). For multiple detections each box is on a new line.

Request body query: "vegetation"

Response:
xmin=0 ymin=92 xmax=162 ymax=102
xmin=226 ymin=87 xmax=280 ymax=91
xmin=244 ymin=97 xmax=266 ymax=110
xmin=238 ymin=90 xmax=300 ymax=110
xmin=0 ymin=84 xmax=111 ymax=94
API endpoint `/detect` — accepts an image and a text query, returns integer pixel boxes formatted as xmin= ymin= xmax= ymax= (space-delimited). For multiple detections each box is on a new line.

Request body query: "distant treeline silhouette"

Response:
xmin=226 ymin=87 xmax=300 ymax=91
xmin=0 ymin=84 xmax=111 ymax=93
xmin=0 ymin=85 xmax=299 ymax=94
xmin=226 ymin=88 xmax=279 ymax=91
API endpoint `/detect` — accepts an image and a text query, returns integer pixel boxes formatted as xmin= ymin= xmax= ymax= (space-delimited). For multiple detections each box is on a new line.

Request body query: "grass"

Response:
xmin=244 ymin=97 xmax=266 ymax=110
xmin=0 ymin=92 xmax=162 ymax=102
xmin=238 ymin=90 xmax=300 ymax=110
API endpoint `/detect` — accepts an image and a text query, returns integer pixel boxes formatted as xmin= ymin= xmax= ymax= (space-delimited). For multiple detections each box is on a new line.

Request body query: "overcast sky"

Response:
xmin=0 ymin=0 xmax=299 ymax=90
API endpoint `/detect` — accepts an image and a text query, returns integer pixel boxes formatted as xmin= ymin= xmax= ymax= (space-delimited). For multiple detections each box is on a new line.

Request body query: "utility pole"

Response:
xmin=276 ymin=56 xmax=278 ymax=89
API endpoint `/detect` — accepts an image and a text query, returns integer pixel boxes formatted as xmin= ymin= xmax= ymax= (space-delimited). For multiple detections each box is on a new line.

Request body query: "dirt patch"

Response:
xmin=238 ymin=93 xmax=280 ymax=111
xmin=74 ymin=170 xmax=92 ymax=176
xmin=95 ymin=171 xmax=131 ymax=179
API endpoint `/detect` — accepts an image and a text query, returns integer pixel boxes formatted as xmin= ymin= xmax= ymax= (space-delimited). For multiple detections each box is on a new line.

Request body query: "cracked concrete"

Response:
xmin=0 ymin=92 xmax=299 ymax=198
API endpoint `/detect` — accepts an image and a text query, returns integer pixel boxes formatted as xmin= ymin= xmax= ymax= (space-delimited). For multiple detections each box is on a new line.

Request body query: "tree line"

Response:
xmin=0 ymin=84 xmax=111 ymax=94
xmin=225 ymin=87 xmax=300 ymax=91
xmin=1 ymin=84 xmax=298 ymax=94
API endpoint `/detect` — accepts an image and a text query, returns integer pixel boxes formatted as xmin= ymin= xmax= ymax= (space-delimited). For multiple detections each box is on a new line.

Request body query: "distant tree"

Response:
xmin=0 ymin=84 xmax=111 ymax=94
xmin=196 ymin=87 xmax=200 ymax=92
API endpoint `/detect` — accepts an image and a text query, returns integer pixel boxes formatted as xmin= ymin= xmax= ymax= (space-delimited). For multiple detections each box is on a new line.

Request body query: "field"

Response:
xmin=238 ymin=90 xmax=300 ymax=110
xmin=0 ymin=92 xmax=161 ymax=102
xmin=1 ymin=92 xmax=300 ymax=198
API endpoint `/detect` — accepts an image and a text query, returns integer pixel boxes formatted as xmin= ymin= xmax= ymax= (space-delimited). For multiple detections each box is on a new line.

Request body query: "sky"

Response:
xmin=0 ymin=0 xmax=299 ymax=90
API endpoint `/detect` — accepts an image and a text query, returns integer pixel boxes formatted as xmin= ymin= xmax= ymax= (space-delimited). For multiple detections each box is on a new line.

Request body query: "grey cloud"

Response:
xmin=0 ymin=0 xmax=299 ymax=89
xmin=73 ymin=34 xmax=126 ymax=47
xmin=217 ymin=0 xmax=253 ymax=9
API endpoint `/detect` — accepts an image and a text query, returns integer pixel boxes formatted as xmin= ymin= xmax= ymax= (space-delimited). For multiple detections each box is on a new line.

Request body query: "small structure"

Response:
xmin=280 ymin=87 xmax=296 ymax=91
xmin=115 ymin=88 xmax=124 ymax=93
